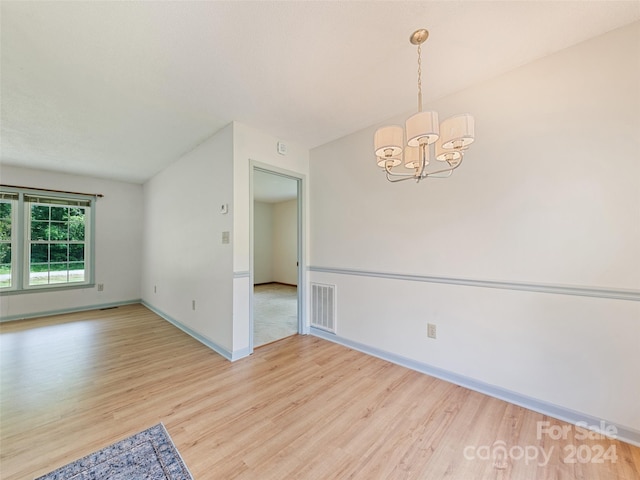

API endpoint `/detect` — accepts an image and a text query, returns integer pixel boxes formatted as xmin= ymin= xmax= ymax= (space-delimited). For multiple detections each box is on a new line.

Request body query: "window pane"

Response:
xmin=0 ymin=202 xmax=11 ymax=218
xmin=31 ymin=221 xmax=48 ymax=241
xmin=51 ymin=206 xmax=65 ymax=221
xmin=0 ymin=267 xmax=10 ymax=288
xmin=69 ymin=262 xmax=85 ymax=282
xmin=49 ymin=263 xmax=69 ymax=284
xmin=49 ymin=221 xmax=69 ymax=241
xmin=32 ymin=205 xmax=50 ymax=220
xmin=50 ymin=243 xmax=68 ymax=262
xmin=69 ymin=244 xmax=84 ymax=262
xmin=0 ymin=243 xmax=11 ymax=264
xmin=30 ymin=243 xmax=49 ymax=263
xmin=29 ymin=265 xmax=49 ymax=285
xmin=0 ymin=244 xmax=10 ymax=288
xmin=0 ymin=202 xmax=11 ymax=241
xmin=0 ymin=221 xmax=10 ymax=241
xmin=69 ymin=213 xmax=85 ymax=241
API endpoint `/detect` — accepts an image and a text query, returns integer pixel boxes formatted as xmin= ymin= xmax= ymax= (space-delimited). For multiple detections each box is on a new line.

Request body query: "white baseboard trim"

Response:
xmin=230 ymin=346 xmax=252 ymax=361
xmin=141 ymin=301 xmax=250 ymax=362
xmin=0 ymin=299 xmax=142 ymax=323
xmin=310 ymin=327 xmax=640 ymax=447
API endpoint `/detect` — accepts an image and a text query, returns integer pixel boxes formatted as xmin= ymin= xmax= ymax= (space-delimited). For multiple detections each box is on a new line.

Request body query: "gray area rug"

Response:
xmin=36 ymin=423 xmax=193 ymax=480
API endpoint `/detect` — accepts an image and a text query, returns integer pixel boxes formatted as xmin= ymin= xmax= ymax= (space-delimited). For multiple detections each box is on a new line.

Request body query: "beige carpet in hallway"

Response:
xmin=253 ymin=283 xmax=297 ymax=347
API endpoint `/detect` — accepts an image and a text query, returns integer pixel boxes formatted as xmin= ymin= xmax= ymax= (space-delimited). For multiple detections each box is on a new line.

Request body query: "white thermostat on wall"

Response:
xmin=277 ymin=141 xmax=287 ymax=155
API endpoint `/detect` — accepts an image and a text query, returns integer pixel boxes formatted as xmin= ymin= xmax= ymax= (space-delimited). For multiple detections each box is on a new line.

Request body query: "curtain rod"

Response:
xmin=0 ymin=184 xmax=104 ymax=198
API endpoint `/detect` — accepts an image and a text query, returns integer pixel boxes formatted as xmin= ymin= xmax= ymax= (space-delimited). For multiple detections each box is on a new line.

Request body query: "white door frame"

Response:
xmin=249 ymin=161 xmax=307 ymax=352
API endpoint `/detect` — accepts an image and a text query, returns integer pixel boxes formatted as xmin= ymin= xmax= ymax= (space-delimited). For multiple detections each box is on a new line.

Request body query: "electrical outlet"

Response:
xmin=427 ymin=323 xmax=437 ymax=339
xmin=97 ymin=283 xmax=104 ymax=292
xmin=222 ymin=231 xmax=230 ymax=244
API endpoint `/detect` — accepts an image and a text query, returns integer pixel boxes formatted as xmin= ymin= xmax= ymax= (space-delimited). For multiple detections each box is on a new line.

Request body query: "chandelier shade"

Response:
xmin=439 ymin=114 xmax=475 ymax=150
xmin=435 ymin=142 xmax=462 ymax=165
xmin=374 ymin=29 xmax=475 ymax=183
xmin=376 ymin=155 xmax=402 ymax=168
xmin=374 ymin=125 xmax=404 ymax=167
xmin=404 ymin=145 xmax=427 ymax=170
xmin=406 ymin=111 xmax=439 ymax=147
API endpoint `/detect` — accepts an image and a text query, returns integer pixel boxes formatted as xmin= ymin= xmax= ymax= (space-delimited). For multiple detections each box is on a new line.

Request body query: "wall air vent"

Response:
xmin=310 ymin=283 xmax=336 ymax=333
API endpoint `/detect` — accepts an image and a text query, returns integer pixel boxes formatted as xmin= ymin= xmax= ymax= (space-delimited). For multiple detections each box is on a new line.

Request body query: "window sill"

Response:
xmin=0 ymin=283 xmax=96 ymax=295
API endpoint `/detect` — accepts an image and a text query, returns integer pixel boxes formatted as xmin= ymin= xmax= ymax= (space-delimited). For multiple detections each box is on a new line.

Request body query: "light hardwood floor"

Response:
xmin=1 ymin=304 xmax=638 ymax=479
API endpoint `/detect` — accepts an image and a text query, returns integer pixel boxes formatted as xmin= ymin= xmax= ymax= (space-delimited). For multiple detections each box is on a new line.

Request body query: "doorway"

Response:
xmin=252 ymin=168 xmax=300 ymax=348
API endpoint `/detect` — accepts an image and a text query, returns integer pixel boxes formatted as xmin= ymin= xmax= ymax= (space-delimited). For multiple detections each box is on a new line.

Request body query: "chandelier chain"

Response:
xmin=417 ymin=43 xmax=423 ymax=112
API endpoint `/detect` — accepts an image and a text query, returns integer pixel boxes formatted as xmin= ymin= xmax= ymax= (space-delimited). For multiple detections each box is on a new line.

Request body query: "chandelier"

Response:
xmin=374 ymin=29 xmax=475 ymax=183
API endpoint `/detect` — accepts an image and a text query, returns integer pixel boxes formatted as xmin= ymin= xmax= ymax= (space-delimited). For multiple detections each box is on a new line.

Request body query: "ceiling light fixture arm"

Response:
xmin=384 ymin=143 xmax=464 ymax=183
xmin=385 ymin=171 xmax=418 ymax=183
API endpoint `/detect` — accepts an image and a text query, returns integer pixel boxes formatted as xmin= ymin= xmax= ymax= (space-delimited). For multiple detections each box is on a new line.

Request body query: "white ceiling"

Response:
xmin=254 ymin=170 xmax=297 ymax=204
xmin=1 ymin=1 xmax=638 ymax=184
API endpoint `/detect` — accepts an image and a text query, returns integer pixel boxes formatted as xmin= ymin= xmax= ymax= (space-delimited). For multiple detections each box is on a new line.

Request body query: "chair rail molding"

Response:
xmin=307 ymin=266 xmax=640 ymax=302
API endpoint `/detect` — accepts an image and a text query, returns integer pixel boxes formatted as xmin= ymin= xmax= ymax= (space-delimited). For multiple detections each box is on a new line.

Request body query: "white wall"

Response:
xmin=142 ymin=124 xmax=234 ymax=353
xmin=309 ymin=22 xmax=640 ymax=438
xmin=253 ymin=201 xmax=274 ymax=284
xmin=253 ymin=199 xmax=298 ymax=286
xmin=273 ymin=199 xmax=297 ymax=286
xmin=232 ymin=122 xmax=309 ymax=355
xmin=141 ymin=121 xmax=307 ymax=359
xmin=233 ymin=122 xmax=309 ymax=273
xmin=0 ymin=165 xmax=143 ymax=319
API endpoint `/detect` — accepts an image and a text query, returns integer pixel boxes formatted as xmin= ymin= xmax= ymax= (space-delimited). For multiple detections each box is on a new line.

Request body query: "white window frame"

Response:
xmin=0 ymin=194 xmax=18 ymax=291
xmin=0 ymin=188 xmax=95 ymax=294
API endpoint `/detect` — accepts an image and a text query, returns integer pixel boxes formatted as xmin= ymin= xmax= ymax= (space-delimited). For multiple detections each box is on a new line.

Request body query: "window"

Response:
xmin=0 ymin=188 xmax=94 ymax=293
xmin=0 ymin=193 xmax=17 ymax=289
xmin=27 ymin=195 xmax=90 ymax=286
